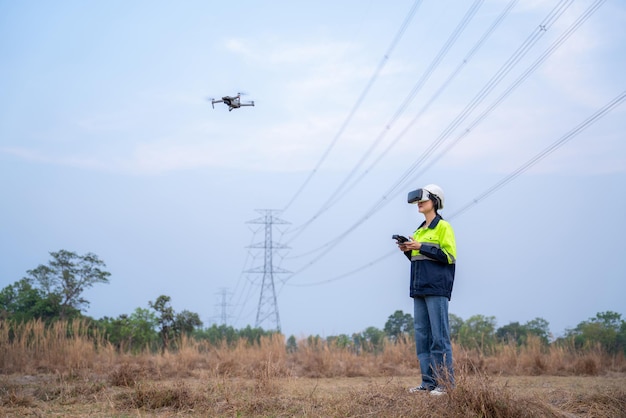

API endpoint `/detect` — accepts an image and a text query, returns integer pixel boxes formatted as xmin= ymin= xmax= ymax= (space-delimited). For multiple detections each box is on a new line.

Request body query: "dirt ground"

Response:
xmin=1 ymin=373 xmax=625 ymax=417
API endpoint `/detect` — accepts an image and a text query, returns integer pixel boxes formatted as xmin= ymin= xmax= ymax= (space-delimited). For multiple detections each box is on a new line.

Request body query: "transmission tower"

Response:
xmin=246 ymin=209 xmax=290 ymax=332
xmin=215 ymin=288 xmax=232 ymax=326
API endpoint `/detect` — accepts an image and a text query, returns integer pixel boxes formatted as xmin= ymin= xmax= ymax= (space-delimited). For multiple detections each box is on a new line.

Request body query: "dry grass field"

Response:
xmin=2 ymin=373 xmax=625 ymax=417
xmin=1 ymin=320 xmax=625 ymax=417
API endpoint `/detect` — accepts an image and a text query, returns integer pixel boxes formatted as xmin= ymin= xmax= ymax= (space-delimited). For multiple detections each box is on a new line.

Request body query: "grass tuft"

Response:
xmin=117 ymin=380 xmax=197 ymax=411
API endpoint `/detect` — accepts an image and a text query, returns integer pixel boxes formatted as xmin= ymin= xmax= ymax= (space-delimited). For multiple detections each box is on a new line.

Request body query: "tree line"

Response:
xmin=1 ymin=250 xmax=625 ymax=355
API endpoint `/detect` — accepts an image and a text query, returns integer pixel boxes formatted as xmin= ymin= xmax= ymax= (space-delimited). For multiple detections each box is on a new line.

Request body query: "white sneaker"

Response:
xmin=408 ymin=385 xmax=430 ymax=393
xmin=429 ymin=386 xmax=447 ymax=396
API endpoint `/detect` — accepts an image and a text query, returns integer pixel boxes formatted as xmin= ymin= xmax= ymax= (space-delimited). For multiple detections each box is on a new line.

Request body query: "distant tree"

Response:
xmin=496 ymin=318 xmax=551 ymax=347
xmin=449 ymin=313 xmax=464 ymax=342
xmin=196 ymin=323 xmax=238 ymax=346
xmin=98 ymin=307 xmax=159 ymax=353
xmin=286 ymin=335 xmax=298 ymax=353
xmin=459 ymin=314 xmax=497 ymax=353
xmin=354 ymin=326 xmax=385 ymax=354
xmin=306 ymin=334 xmax=322 ymax=349
xmin=25 ymin=250 xmax=110 ymax=319
xmin=563 ymin=311 xmax=626 ymax=354
xmin=98 ymin=315 xmax=130 ymax=350
xmin=239 ymin=325 xmax=273 ymax=346
xmin=525 ymin=317 xmax=551 ymax=345
xmin=384 ymin=310 xmax=413 ymax=342
xmin=127 ymin=307 xmax=159 ymax=351
xmin=0 ymin=278 xmax=62 ymax=322
xmin=621 ymin=320 xmax=626 ymax=353
xmin=351 ymin=333 xmax=363 ymax=354
xmin=327 ymin=334 xmax=352 ymax=349
xmin=496 ymin=321 xmax=526 ymax=345
xmin=193 ymin=324 xmax=275 ymax=347
xmin=149 ymin=295 xmax=175 ymax=353
xmin=173 ymin=310 xmax=203 ymax=337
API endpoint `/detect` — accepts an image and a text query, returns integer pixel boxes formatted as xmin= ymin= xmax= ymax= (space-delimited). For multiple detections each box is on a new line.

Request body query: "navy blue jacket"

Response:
xmin=409 ymin=215 xmax=456 ymax=300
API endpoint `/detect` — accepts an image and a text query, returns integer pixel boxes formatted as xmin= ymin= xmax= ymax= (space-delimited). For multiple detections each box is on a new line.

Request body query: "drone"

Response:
xmin=209 ymin=93 xmax=255 ymax=111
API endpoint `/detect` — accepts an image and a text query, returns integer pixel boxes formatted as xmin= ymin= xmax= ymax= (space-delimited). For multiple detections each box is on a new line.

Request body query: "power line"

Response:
xmin=373 ymin=0 xmax=576 ymax=210
xmin=283 ymin=0 xmax=574 ymax=270
xmin=404 ymin=0 xmax=608 ymax=191
xmin=447 ymin=90 xmax=626 ymax=219
xmin=231 ymin=277 xmax=259 ymax=328
xmin=308 ymin=0 xmax=571 ymax=230
xmin=287 ymin=89 xmax=626 ymax=286
xmin=284 ymin=0 xmax=486 ymax=244
xmin=230 ymin=226 xmax=262 ymax=326
xmin=331 ymin=0 xmax=519 ymax=205
xmin=281 ymin=0 xmax=519 ymax=262
xmin=287 ymin=250 xmax=395 ymax=287
xmin=281 ymin=0 xmax=424 ymax=213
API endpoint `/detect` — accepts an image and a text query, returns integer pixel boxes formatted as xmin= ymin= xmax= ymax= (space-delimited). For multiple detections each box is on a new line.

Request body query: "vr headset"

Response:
xmin=407 ymin=188 xmax=433 ymax=204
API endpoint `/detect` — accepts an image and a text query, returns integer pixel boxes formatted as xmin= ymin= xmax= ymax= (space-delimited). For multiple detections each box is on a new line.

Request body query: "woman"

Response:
xmin=397 ymin=184 xmax=456 ymax=396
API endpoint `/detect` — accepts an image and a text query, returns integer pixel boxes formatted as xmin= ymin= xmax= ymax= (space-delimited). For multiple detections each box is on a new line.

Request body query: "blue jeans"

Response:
xmin=413 ymin=295 xmax=454 ymax=389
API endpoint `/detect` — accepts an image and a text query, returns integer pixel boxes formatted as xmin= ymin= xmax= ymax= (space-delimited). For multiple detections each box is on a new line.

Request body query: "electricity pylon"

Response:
xmin=216 ymin=288 xmax=232 ymax=326
xmin=246 ymin=209 xmax=290 ymax=332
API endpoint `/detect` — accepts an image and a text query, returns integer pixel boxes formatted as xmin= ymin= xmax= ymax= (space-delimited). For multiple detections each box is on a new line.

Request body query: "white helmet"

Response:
xmin=422 ymin=184 xmax=445 ymax=210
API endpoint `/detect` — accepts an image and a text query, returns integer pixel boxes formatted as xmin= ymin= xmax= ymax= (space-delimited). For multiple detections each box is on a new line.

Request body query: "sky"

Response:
xmin=1 ymin=0 xmax=625 ymax=340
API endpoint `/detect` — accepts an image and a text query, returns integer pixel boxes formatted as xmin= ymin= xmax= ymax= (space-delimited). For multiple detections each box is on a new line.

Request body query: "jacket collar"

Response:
xmin=418 ymin=214 xmax=442 ymax=229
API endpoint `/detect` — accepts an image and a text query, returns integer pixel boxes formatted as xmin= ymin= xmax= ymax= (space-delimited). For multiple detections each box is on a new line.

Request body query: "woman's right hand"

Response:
xmin=399 ymin=239 xmax=420 ymax=252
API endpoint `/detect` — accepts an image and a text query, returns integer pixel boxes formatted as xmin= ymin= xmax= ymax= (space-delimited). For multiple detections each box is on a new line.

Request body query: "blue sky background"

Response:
xmin=1 ymin=0 xmax=625 ymax=339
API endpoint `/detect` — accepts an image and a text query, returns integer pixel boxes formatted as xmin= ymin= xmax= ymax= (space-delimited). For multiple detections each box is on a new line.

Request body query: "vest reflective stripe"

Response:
xmin=412 ymin=243 xmax=441 ymax=262
xmin=411 ymin=253 xmax=456 ymax=263
xmin=411 ymin=254 xmax=434 ymax=261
